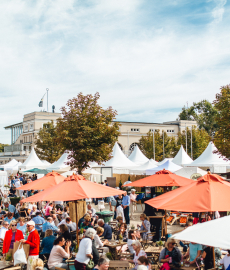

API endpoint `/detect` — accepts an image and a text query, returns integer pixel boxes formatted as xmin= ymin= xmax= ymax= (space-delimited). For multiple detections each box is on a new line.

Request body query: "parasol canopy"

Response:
xmin=17 ymin=171 xmax=65 ymax=190
xmin=21 ymin=174 xmax=125 ymax=203
xmin=172 ymin=216 xmax=230 ymax=249
xmin=123 ymin=169 xmax=194 ymax=187
xmin=145 ymin=173 xmax=230 ymax=212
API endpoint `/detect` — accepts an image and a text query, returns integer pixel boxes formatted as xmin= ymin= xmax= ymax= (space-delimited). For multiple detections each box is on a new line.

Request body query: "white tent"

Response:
xmin=157 ymin=158 xmax=173 ymax=166
xmin=20 ymin=148 xmax=46 ymax=170
xmin=42 ymin=160 xmax=51 ymax=166
xmin=175 ymin=167 xmax=207 ymax=180
xmin=0 ymin=159 xmax=19 ymax=170
xmin=5 ymin=162 xmax=22 ymax=174
xmin=102 ymin=143 xmax=136 ymax=168
xmin=150 ymin=159 xmax=159 ymax=166
xmin=172 ymin=145 xmax=193 ymax=166
xmin=128 ymin=145 xmax=149 ymax=165
xmin=129 ymin=159 xmax=158 ymax=174
xmin=0 ymin=171 xmax=8 ymax=187
xmin=146 ymin=160 xmax=182 ymax=175
xmin=187 ymin=142 xmax=229 ymax=171
xmin=46 ymin=152 xmax=70 ymax=171
xmin=172 ymin=215 xmax=230 ymax=249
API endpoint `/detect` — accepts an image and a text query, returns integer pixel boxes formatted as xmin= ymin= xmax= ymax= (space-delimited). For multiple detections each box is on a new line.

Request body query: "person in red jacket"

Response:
xmin=20 ymin=220 xmax=40 ymax=270
xmin=3 ymin=220 xmax=24 ymax=258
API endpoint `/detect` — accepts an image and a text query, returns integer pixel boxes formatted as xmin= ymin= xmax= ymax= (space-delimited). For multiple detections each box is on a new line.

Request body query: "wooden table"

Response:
xmin=145 ymin=246 xmax=163 ymax=265
xmin=104 ymin=241 xmax=127 ymax=260
xmin=109 ymin=260 xmax=129 ymax=269
xmin=0 ymin=261 xmax=14 ymax=269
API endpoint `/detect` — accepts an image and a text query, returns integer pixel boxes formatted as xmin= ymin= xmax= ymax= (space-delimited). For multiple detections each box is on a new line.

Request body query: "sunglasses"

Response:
xmin=11 ymin=225 xmax=17 ymax=227
xmin=171 ymin=243 xmax=176 ymax=245
xmin=26 ymin=225 xmax=32 ymax=227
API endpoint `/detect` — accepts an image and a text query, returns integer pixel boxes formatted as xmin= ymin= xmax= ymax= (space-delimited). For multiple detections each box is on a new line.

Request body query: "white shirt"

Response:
xmin=220 ymin=254 xmax=230 ymax=270
xmin=15 ymin=180 xmax=21 ymax=188
xmin=94 ymin=234 xmax=103 ymax=248
xmin=0 ymin=227 xmax=7 ymax=242
xmin=116 ymin=205 xmax=125 ymax=222
xmin=75 ymin=238 xmax=92 ymax=264
xmin=127 ymin=239 xmax=135 ymax=254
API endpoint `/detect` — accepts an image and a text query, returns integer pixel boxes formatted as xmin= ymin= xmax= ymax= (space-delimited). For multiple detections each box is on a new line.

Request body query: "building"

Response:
xmin=0 ymin=111 xmax=197 ymax=164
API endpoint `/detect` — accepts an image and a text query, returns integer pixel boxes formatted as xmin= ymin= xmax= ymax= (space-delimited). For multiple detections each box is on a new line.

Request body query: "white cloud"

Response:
xmin=0 ymin=1 xmax=230 ymax=143
xmin=211 ymin=0 xmax=227 ymax=23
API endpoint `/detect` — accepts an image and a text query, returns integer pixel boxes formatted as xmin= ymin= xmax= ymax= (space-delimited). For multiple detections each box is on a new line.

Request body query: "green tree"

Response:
xmin=35 ymin=121 xmax=64 ymax=163
xmin=0 ymin=144 xmax=9 ymax=152
xmin=56 ymin=92 xmax=120 ymax=174
xmin=178 ymin=100 xmax=218 ymax=137
xmin=213 ymin=84 xmax=230 ymax=157
xmin=177 ymin=127 xmax=210 ymax=159
xmin=139 ymin=130 xmax=178 ymax=161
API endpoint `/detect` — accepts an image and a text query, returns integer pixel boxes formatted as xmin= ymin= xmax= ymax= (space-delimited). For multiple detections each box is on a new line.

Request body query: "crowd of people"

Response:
xmin=0 ymin=174 xmax=229 ymax=270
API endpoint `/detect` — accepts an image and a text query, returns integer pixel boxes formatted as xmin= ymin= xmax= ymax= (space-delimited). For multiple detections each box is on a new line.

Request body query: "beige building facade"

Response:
xmin=0 ymin=111 xmax=197 ymax=164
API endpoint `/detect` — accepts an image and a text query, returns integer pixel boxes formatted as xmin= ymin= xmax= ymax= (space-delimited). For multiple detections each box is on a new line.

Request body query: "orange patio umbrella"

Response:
xmin=21 ymin=174 xmax=125 ymax=245
xmin=145 ymin=173 xmax=230 ymax=212
xmin=17 ymin=171 xmax=65 ymax=190
xmin=123 ymin=169 xmax=194 ymax=187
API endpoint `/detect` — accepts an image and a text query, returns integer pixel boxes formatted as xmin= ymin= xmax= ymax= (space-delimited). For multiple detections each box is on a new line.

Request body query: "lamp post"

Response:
xmin=152 ymin=129 xmax=155 ymax=160
xmin=191 ymin=126 xmax=193 ymax=159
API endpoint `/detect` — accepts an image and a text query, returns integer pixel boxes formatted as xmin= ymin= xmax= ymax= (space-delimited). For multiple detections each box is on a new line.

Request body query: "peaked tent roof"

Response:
xmin=20 ymin=148 xmax=46 ymax=170
xmin=150 ymin=159 xmax=159 ymax=166
xmin=129 ymin=159 xmax=158 ymax=174
xmin=46 ymin=152 xmax=70 ymax=171
xmin=157 ymin=158 xmax=173 ymax=166
xmin=102 ymin=142 xmax=136 ymax=168
xmin=175 ymin=167 xmax=207 ymax=179
xmin=5 ymin=162 xmax=22 ymax=172
xmin=146 ymin=160 xmax=182 ymax=175
xmin=42 ymin=160 xmax=51 ymax=165
xmin=0 ymin=159 xmax=19 ymax=169
xmin=172 ymin=145 xmax=193 ymax=166
xmin=128 ymin=145 xmax=149 ymax=165
xmin=187 ymin=142 xmax=230 ymax=167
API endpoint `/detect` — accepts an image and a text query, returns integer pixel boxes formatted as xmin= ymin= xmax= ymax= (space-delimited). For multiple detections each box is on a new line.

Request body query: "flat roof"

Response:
xmin=4 ymin=122 xmax=23 ymax=129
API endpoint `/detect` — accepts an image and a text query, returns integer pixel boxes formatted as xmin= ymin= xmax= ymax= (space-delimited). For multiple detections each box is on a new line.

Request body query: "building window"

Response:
xmin=24 ymin=125 xmax=28 ymax=131
xmin=131 ymin=128 xmax=140 ymax=132
xmin=24 ymin=146 xmax=26 ymax=151
xmin=167 ymin=130 xmax=175 ymax=133
xmin=30 ymin=124 xmax=33 ymax=130
xmin=129 ymin=142 xmax=139 ymax=152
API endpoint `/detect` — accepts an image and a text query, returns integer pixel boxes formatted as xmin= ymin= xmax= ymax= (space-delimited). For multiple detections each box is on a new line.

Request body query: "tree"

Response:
xmin=177 ymin=127 xmax=210 ymax=160
xmin=178 ymin=100 xmax=218 ymax=137
xmin=213 ymin=84 xmax=230 ymax=158
xmin=56 ymin=92 xmax=120 ymax=174
xmin=0 ymin=144 xmax=9 ymax=152
xmin=35 ymin=121 xmax=64 ymax=163
xmin=139 ymin=130 xmax=179 ymax=161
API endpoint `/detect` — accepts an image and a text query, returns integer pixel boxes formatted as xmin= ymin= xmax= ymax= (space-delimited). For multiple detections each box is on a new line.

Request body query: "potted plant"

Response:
xmin=131 ymin=225 xmax=135 ymax=230
xmin=80 ymin=228 xmax=84 ymax=238
xmin=118 ymin=234 xmax=123 ymax=243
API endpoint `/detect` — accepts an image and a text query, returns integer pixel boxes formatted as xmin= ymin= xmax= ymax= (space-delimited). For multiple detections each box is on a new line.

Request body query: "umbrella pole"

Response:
xmin=165 ymin=209 xmax=167 ymax=236
xmin=213 ymin=247 xmax=215 ymax=268
xmin=75 ymin=200 xmax=79 ymax=247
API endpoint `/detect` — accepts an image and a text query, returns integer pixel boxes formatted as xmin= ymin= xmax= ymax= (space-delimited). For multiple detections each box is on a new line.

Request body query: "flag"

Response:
xmin=38 ymin=99 xmax=43 ymax=107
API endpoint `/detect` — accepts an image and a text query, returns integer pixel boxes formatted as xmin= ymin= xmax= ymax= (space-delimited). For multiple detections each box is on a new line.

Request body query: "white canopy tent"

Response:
xmin=146 ymin=160 xmax=182 ymax=175
xmin=128 ymin=145 xmax=149 ymax=165
xmin=0 ymin=171 xmax=8 ymax=188
xmin=157 ymin=158 xmax=173 ymax=166
xmin=129 ymin=159 xmax=158 ymax=174
xmin=20 ymin=148 xmax=46 ymax=170
xmin=172 ymin=215 xmax=230 ymax=249
xmin=175 ymin=167 xmax=207 ymax=180
xmin=150 ymin=159 xmax=159 ymax=166
xmin=187 ymin=142 xmax=229 ymax=172
xmin=0 ymin=159 xmax=19 ymax=170
xmin=46 ymin=152 xmax=70 ymax=172
xmin=42 ymin=160 xmax=51 ymax=166
xmin=5 ymin=162 xmax=22 ymax=175
xmin=172 ymin=145 xmax=193 ymax=166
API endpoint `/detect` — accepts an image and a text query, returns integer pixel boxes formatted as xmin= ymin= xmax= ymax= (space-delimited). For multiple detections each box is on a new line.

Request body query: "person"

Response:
xmin=20 ymin=220 xmax=40 ymax=270
xmin=45 ymin=202 xmax=53 ymax=217
xmin=104 ymin=180 xmax=109 ymax=186
xmin=3 ymin=220 xmax=24 ymax=258
xmin=159 ymin=238 xmax=182 ymax=267
xmin=130 ymin=189 xmax=137 ymax=219
xmin=87 ymin=210 xmax=96 ymax=226
xmin=220 ymin=250 xmax=230 ymax=270
xmin=4 ymin=202 xmax=19 ymax=218
xmin=97 ymin=255 xmax=110 ymax=270
xmin=61 ymin=207 xmax=69 ymax=219
xmin=40 ymin=229 xmax=56 ymax=260
xmin=30 ymin=205 xmax=38 ymax=217
xmin=116 ymin=216 xmax=124 ymax=227
xmin=117 ymin=223 xmax=128 ymax=241
xmin=59 ymin=224 xmax=72 ymax=241
xmin=98 ymin=219 xmax=112 ymax=240
xmin=184 ymin=242 xmax=202 ymax=265
xmin=87 ymin=204 xmax=96 ymax=217
xmin=19 ymin=202 xmax=29 ymax=217
xmin=14 ymin=178 xmax=21 ymax=197
xmin=51 ymin=214 xmax=59 ymax=227
xmin=94 ymin=227 xmax=109 ymax=254
xmin=42 ymin=217 xmax=58 ymax=233
xmin=122 ymin=191 xmax=130 ymax=225
xmin=115 ymin=194 xmax=123 ymax=219
xmin=48 ymin=236 xmax=71 ymax=270
xmin=66 ymin=217 xmax=76 ymax=232
xmin=31 ymin=258 xmax=44 ymax=270
xmin=80 ymin=214 xmax=93 ymax=232
xmin=137 ymin=256 xmax=151 ymax=270
xmin=128 ymin=240 xmax=147 ymax=270
xmin=4 ymin=212 xmax=15 ymax=224
xmin=16 ymin=199 xmax=24 ymax=212
xmin=17 ymin=217 xmax=27 ymax=235
xmin=139 ymin=214 xmax=151 ymax=240
xmin=75 ymin=228 xmax=96 ymax=270
xmin=127 ymin=229 xmax=137 ymax=254
xmin=1 ymin=194 xmax=10 ymax=206
xmin=0 ymin=221 xmax=9 ymax=242
xmin=202 ymin=246 xmax=214 ymax=270
xmin=32 ymin=212 xmax=45 ymax=232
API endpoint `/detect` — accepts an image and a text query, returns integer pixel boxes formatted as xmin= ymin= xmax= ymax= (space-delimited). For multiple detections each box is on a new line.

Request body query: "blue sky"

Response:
xmin=0 ymin=0 xmax=230 ymax=143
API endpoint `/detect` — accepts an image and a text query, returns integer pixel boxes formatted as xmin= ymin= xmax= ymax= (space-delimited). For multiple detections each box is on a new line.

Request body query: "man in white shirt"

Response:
xmin=0 ymin=221 xmax=9 ymax=242
xmin=220 ymin=250 xmax=230 ymax=270
xmin=129 ymin=189 xmax=137 ymax=220
xmin=87 ymin=204 xmax=96 ymax=217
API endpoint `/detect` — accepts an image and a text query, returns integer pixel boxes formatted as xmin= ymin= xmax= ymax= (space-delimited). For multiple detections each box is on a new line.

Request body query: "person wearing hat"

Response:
xmin=130 ymin=189 xmax=137 ymax=220
xmin=20 ymin=220 xmax=40 ymax=270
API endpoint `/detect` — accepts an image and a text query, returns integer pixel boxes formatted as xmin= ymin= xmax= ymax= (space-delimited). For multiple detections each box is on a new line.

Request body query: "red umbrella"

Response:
xmin=21 ymin=174 xmax=125 ymax=245
xmin=145 ymin=173 xmax=230 ymax=212
xmin=123 ymin=169 xmax=194 ymax=187
xmin=17 ymin=171 xmax=65 ymax=190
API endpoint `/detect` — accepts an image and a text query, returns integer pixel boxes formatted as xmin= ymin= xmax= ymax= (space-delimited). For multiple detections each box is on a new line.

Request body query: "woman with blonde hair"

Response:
xmin=3 ymin=220 xmax=24 ymax=258
xmin=80 ymin=214 xmax=93 ymax=232
xmin=40 ymin=229 xmax=56 ymax=259
xmin=127 ymin=240 xmax=147 ymax=270
xmin=17 ymin=217 xmax=27 ymax=235
xmin=159 ymin=238 xmax=182 ymax=267
xmin=31 ymin=258 xmax=44 ymax=270
xmin=139 ymin=214 xmax=151 ymax=240
xmin=94 ymin=226 xmax=109 ymax=254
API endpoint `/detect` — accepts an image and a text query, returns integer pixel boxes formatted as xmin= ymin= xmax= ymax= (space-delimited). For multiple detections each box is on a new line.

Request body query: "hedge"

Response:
xmin=0 ymin=197 xmax=21 ymax=206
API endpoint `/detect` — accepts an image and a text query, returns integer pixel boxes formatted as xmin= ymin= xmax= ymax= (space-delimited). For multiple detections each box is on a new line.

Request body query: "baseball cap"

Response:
xmin=27 ymin=220 xmax=35 ymax=226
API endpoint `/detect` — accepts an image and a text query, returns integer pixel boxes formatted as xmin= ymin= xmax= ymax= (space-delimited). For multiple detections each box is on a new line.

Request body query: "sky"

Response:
xmin=0 ymin=0 xmax=230 ymax=144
